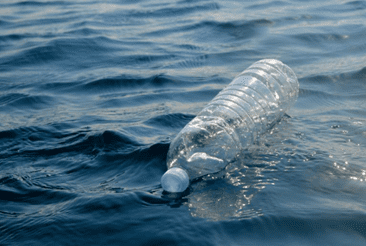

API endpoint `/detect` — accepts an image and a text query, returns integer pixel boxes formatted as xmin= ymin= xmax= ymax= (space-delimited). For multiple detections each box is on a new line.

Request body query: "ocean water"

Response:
xmin=1 ymin=0 xmax=366 ymax=245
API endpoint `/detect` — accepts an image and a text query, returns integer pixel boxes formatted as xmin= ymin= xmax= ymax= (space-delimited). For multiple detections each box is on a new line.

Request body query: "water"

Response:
xmin=0 ymin=0 xmax=366 ymax=245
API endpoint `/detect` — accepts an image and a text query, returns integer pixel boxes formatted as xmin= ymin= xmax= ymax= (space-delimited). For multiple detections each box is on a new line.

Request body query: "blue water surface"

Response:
xmin=1 ymin=0 xmax=366 ymax=245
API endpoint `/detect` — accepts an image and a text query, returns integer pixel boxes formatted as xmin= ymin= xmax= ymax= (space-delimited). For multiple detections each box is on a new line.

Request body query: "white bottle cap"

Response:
xmin=161 ymin=167 xmax=189 ymax=193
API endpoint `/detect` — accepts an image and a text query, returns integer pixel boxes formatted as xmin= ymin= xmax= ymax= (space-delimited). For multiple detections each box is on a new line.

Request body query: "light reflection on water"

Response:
xmin=184 ymin=113 xmax=366 ymax=220
xmin=184 ymin=120 xmax=296 ymax=220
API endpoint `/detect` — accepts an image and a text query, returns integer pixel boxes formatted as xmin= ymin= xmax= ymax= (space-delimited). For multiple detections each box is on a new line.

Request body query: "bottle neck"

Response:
xmin=161 ymin=167 xmax=189 ymax=193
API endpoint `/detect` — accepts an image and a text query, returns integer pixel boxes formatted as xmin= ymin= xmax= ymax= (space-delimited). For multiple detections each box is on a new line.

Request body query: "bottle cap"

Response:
xmin=161 ymin=167 xmax=189 ymax=193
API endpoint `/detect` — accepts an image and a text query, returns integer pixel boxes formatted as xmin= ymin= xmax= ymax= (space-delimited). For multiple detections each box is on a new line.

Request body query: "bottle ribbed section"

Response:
xmin=197 ymin=59 xmax=298 ymax=149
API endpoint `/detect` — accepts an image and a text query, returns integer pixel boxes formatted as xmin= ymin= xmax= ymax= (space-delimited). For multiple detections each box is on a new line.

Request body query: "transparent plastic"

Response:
xmin=161 ymin=59 xmax=299 ymax=192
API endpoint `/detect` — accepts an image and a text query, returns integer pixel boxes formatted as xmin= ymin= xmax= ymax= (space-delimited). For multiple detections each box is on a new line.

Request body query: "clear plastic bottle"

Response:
xmin=161 ymin=59 xmax=299 ymax=193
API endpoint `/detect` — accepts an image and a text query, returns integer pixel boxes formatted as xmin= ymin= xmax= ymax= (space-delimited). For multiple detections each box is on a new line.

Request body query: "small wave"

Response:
xmin=293 ymin=33 xmax=349 ymax=46
xmin=0 ymin=125 xmax=145 ymax=159
xmin=0 ymin=175 xmax=76 ymax=205
xmin=114 ymin=54 xmax=178 ymax=68
xmin=173 ymin=43 xmax=207 ymax=52
xmin=70 ymin=193 xmax=137 ymax=215
xmin=345 ymin=0 xmax=366 ymax=10
xmin=35 ymin=81 xmax=81 ymax=93
xmin=144 ymin=19 xmax=273 ymax=42
xmin=201 ymin=19 xmax=273 ymax=36
xmin=351 ymin=66 xmax=366 ymax=80
xmin=297 ymin=88 xmax=347 ymax=110
xmin=297 ymin=70 xmax=366 ymax=114
xmin=0 ymin=37 xmax=116 ymax=68
xmin=167 ymin=49 xmax=261 ymax=69
xmin=0 ymin=125 xmax=80 ymax=156
xmin=144 ymin=113 xmax=193 ymax=130
xmin=128 ymin=2 xmax=220 ymax=19
xmin=280 ymin=14 xmax=322 ymax=23
xmin=1 ymin=44 xmax=63 ymax=67
xmin=246 ymin=0 xmax=290 ymax=10
xmin=64 ymin=27 xmax=102 ymax=37
xmin=315 ymin=0 xmax=366 ymax=13
xmin=0 ymin=93 xmax=26 ymax=106
xmin=0 ymin=128 xmax=167 ymax=196
xmin=0 ymin=129 xmax=18 ymax=140
xmin=0 ymin=19 xmax=11 ymax=27
xmin=12 ymin=1 xmax=67 ymax=7
xmin=80 ymin=74 xmax=179 ymax=94
xmin=301 ymin=68 xmax=366 ymax=95
xmin=205 ymin=18 xmax=270 ymax=42
xmin=20 ymin=130 xmax=142 ymax=157
xmin=64 ymin=142 xmax=169 ymax=191
xmin=98 ymin=88 xmax=220 ymax=109
xmin=167 ymin=54 xmax=209 ymax=69
xmin=98 ymin=142 xmax=169 ymax=163
xmin=8 ymin=95 xmax=55 ymax=109
xmin=0 ymin=34 xmax=28 ymax=43
xmin=0 ymin=93 xmax=56 ymax=110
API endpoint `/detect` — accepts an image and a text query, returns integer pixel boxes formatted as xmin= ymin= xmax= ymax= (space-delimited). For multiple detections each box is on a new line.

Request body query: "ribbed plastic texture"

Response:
xmin=161 ymin=59 xmax=299 ymax=192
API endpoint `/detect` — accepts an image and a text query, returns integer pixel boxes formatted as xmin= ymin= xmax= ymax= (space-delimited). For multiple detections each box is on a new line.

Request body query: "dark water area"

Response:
xmin=1 ymin=0 xmax=366 ymax=245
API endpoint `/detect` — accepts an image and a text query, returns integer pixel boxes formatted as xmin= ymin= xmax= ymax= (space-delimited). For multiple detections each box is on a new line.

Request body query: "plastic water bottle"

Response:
xmin=161 ymin=59 xmax=299 ymax=193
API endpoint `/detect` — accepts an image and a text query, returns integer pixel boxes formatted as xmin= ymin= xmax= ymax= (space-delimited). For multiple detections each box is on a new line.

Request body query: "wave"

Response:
xmin=0 ymin=93 xmax=56 ymax=111
xmin=297 ymin=68 xmax=366 ymax=115
xmin=301 ymin=66 xmax=366 ymax=92
xmin=144 ymin=113 xmax=193 ymax=130
xmin=346 ymin=0 xmax=366 ymax=10
xmin=0 ymin=175 xmax=76 ymax=205
xmin=126 ymin=2 xmax=220 ymax=19
xmin=0 ymin=37 xmax=114 ymax=68
xmin=0 ymin=127 xmax=144 ymax=158
xmin=0 ymin=33 xmax=29 ymax=43
xmin=0 ymin=123 xmax=169 ymax=203
xmin=144 ymin=18 xmax=273 ymax=41
xmin=0 ymin=19 xmax=12 ymax=27
xmin=36 ymin=74 xmax=204 ymax=95
xmin=81 ymin=74 xmax=179 ymax=92
xmin=11 ymin=1 xmax=67 ymax=7
xmin=293 ymin=33 xmax=349 ymax=45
